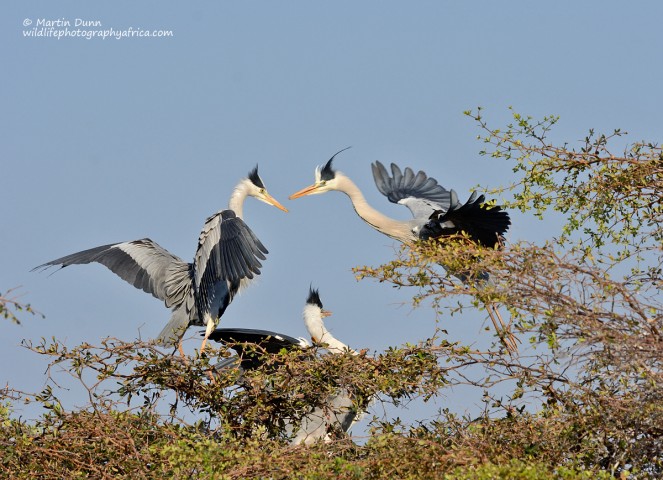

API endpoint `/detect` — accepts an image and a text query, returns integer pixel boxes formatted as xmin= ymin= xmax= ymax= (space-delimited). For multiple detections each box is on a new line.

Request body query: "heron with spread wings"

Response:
xmin=33 ymin=166 xmax=288 ymax=353
xmin=289 ymin=149 xmax=517 ymax=353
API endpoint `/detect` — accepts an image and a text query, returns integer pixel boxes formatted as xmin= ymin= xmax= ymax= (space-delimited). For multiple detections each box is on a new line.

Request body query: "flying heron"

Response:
xmin=289 ymin=149 xmax=517 ymax=353
xmin=208 ymin=287 xmax=363 ymax=444
xmin=33 ymin=166 xmax=288 ymax=353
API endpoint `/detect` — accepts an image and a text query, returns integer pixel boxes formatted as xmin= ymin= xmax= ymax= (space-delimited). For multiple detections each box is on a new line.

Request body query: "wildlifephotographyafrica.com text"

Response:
xmin=22 ymin=18 xmax=173 ymax=40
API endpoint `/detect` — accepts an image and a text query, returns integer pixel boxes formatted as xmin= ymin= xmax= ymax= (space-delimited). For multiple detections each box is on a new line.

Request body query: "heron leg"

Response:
xmin=200 ymin=316 xmax=218 ymax=383
xmin=200 ymin=316 xmax=216 ymax=353
xmin=178 ymin=342 xmax=188 ymax=362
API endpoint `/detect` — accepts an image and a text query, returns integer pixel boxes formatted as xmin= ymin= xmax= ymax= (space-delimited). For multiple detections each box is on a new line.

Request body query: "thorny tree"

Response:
xmin=355 ymin=109 xmax=662 ymax=476
xmin=1 ymin=110 xmax=661 ymax=478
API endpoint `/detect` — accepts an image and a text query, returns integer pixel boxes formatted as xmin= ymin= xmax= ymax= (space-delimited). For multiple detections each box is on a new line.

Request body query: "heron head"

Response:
xmin=247 ymin=166 xmax=288 ymax=212
xmin=288 ymin=147 xmax=351 ymax=199
xmin=305 ymin=287 xmax=332 ymax=319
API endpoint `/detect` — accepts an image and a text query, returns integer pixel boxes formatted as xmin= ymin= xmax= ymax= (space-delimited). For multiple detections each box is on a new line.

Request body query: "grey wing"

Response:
xmin=371 ymin=161 xmax=458 ymax=219
xmin=33 ymin=239 xmax=192 ymax=308
xmin=193 ymin=210 xmax=268 ymax=315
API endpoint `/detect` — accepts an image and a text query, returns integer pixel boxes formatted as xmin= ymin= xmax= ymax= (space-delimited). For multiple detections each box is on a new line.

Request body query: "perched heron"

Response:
xmin=289 ymin=148 xmax=510 ymax=246
xmin=289 ymin=149 xmax=517 ymax=353
xmin=208 ymin=287 xmax=362 ymax=444
xmin=33 ymin=166 xmax=288 ymax=353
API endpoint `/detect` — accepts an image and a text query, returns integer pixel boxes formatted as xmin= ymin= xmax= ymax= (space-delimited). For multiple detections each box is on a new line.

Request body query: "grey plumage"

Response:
xmin=290 ymin=153 xmax=516 ymax=352
xmin=192 ymin=210 xmax=267 ymax=324
xmin=371 ymin=160 xmax=458 ymax=219
xmin=32 ymin=214 xmax=263 ymax=346
xmin=371 ymin=160 xmax=511 ymax=246
xmin=33 ymin=167 xmax=287 ymax=348
xmin=290 ymin=152 xmax=510 ymax=247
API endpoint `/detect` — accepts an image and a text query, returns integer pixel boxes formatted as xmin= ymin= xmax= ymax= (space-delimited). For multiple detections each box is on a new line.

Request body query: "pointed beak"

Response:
xmin=263 ymin=192 xmax=289 ymax=212
xmin=321 ymin=309 xmax=332 ymax=318
xmin=289 ymin=183 xmax=320 ymax=200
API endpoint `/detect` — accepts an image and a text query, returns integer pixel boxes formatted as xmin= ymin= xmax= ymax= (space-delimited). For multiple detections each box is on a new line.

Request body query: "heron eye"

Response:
xmin=259 ymin=188 xmax=265 ymax=194
xmin=320 ymin=181 xmax=326 ymax=187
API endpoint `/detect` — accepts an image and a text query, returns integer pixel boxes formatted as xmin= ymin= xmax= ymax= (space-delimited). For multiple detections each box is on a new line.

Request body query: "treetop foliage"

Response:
xmin=2 ymin=109 xmax=661 ymax=478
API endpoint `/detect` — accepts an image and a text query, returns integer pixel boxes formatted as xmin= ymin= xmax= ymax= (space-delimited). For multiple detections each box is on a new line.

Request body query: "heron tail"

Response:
xmin=155 ymin=308 xmax=190 ymax=347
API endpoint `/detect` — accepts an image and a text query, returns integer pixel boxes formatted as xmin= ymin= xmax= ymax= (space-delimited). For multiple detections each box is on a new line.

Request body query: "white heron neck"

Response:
xmin=228 ymin=179 xmax=251 ymax=219
xmin=303 ymin=305 xmax=353 ymax=355
xmin=335 ymin=174 xmax=416 ymax=243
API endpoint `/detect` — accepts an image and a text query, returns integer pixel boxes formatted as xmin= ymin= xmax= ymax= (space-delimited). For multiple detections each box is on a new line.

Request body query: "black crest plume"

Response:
xmin=320 ymin=146 xmax=352 ymax=181
xmin=248 ymin=165 xmax=265 ymax=189
xmin=306 ymin=286 xmax=324 ymax=309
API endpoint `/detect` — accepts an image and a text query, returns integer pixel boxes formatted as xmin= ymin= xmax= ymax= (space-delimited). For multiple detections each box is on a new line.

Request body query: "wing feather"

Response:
xmin=420 ymin=193 xmax=511 ymax=248
xmin=33 ymin=239 xmax=191 ymax=307
xmin=372 ymin=161 xmax=457 ymax=219
xmin=163 ymin=262 xmax=193 ymax=309
xmin=208 ymin=327 xmax=303 ymax=370
xmin=402 ymin=165 xmax=414 ymax=187
xmin=208 ymin=328 xmax=302 ymax=350
xmin=193 ymin=210 xmax=269 ymax=316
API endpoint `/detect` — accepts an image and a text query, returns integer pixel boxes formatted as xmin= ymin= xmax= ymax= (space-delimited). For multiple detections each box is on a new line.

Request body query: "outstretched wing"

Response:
xmin=33 ymin=239 xmax=192 ymax=308
xmin=420 ymin=192 xmax=511 ymax=248
xmin=208 ymin=327 xmax=304 ymax=351
xmin=371 ymin=161 xmax=458 ymax=219
xmin=208 ymin=327 xmax=304 ymax=371
xmin=193 ymin=210 xmax=268 ymax=316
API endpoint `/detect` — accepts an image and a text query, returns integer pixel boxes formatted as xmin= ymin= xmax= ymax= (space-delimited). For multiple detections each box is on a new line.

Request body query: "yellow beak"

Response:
xmin=288 ymin=183 xmax=320 ymax=200
xmin=263 ymin=192 xmax=289 ymax=212
xmin=321 ymin=309 xmax=332 ymax=318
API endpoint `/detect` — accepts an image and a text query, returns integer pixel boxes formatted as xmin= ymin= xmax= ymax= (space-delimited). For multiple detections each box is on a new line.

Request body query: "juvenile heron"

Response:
xmin=289 ymin=149 xmax=517 ymax=353
xmin=209 ymin=287 xmax=362 ymax=444
xmin=33 ymin=166 xmax=288 ymax=353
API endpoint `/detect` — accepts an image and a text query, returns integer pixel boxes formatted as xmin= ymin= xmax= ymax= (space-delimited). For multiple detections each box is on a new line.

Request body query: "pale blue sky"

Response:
xmin=3 ymin=2 xmax=662 ymax=431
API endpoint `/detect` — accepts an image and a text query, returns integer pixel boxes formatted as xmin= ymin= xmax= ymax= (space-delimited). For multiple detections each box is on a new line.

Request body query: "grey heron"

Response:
xmin=289 ymin=148 xmax=510 ymax=246
xmin=289 ymin=149 xmax=517 ymax=353
xmin=33 ymin=166 xmax=288 ymax=353
xmin=208 ymin=287 xmax=362 ymax=444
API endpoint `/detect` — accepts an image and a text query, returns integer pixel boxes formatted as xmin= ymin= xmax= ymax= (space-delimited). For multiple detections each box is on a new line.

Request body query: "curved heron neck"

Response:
xmin=335 ymin=174 xmax=415 ymax=242
xmin=303 ymin=306 xmax=353 ymax=355
xmin=228 ymin=179 xmax=251 ymax=219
